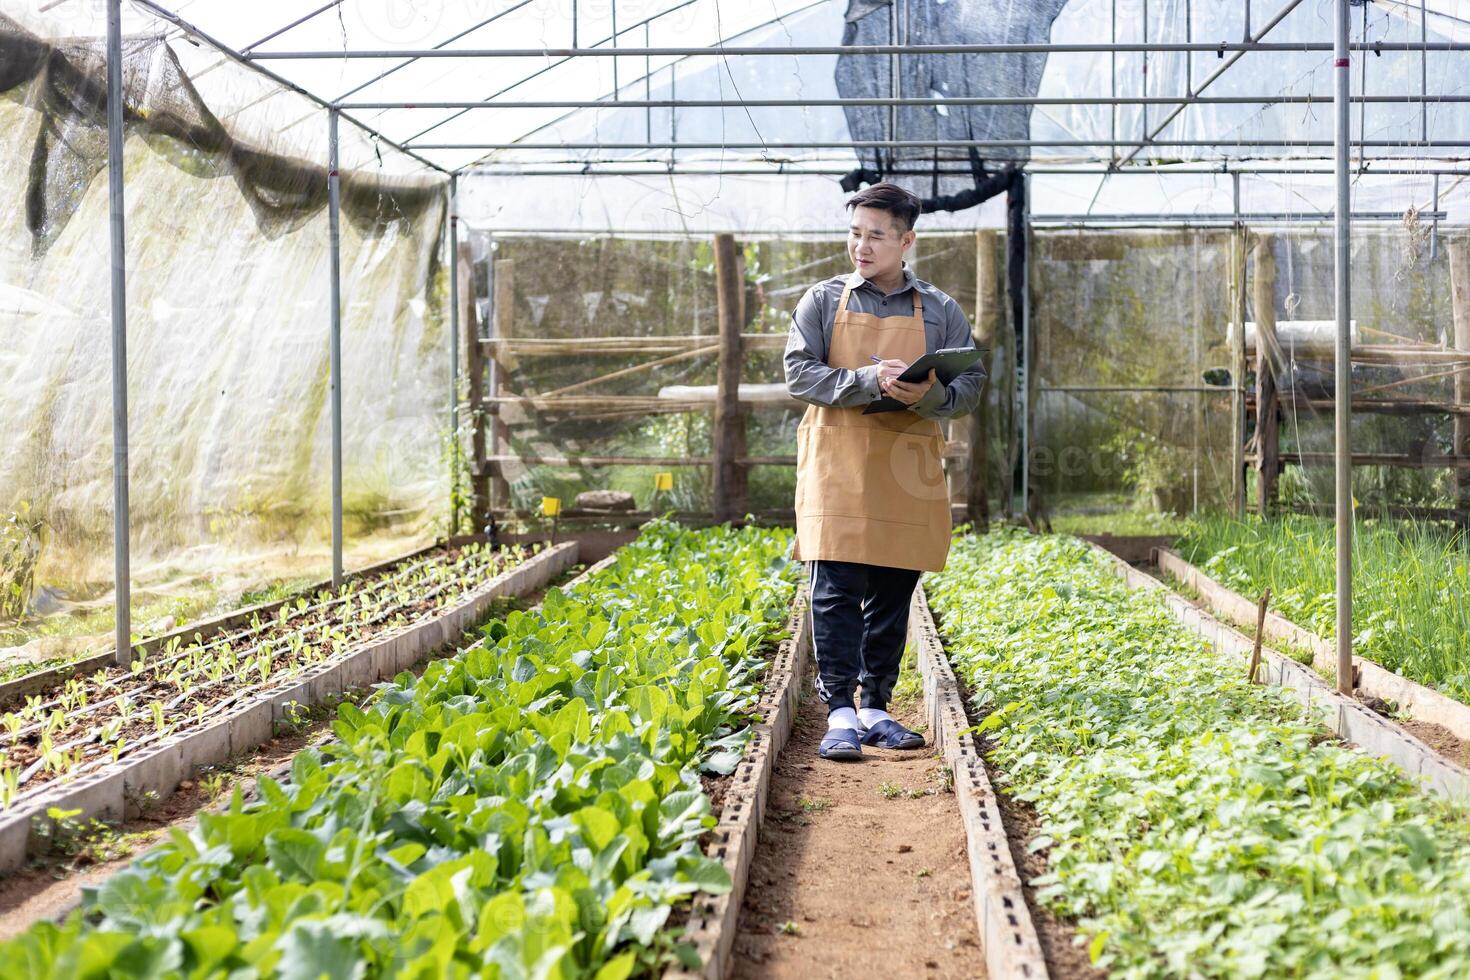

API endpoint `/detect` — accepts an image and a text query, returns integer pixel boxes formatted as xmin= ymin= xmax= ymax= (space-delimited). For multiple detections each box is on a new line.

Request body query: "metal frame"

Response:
xmin=340 ymin=94 xmax=1470 ymax=110
xmin=1333 ymin=0 xmax=1353 ymax=695
xmin=448 ymin=175 xmax=461 ymax=537
xmin=327 ymin=109 xmax=345 ymax=588
xmin=106 ymin=0 xmax=130 ymax=665
xmin=92 ymin=0 xmax=1467 ymax=693
xmin=246 ymin=41 xmax=1470 ymax=58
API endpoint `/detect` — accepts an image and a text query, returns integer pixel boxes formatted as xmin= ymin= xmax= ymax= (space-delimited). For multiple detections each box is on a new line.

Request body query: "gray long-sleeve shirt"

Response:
xmin=784 ymin=263 xmax=986 ymax=419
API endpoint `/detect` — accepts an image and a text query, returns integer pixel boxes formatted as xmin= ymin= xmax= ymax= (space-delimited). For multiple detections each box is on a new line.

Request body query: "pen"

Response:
xmin=869 ymin=356 xmax=882 ymax=364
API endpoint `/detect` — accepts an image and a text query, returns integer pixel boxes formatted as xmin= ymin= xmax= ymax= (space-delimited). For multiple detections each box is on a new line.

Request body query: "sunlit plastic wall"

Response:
xmin=0 ymin=13 xmax=447 ymax=657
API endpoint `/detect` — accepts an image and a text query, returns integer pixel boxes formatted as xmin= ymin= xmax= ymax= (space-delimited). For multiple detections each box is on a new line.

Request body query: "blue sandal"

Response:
xmin=860 ymin=719 xmax=926 ymax=750
xmin=819 ymin=727 xmax=864 ymax=761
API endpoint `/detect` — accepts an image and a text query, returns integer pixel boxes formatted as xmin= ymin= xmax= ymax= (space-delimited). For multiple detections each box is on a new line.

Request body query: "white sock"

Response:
xmin=858 ymin=707 xmax=894 ymax=730
xmin=827 ymin=707 xmax=860 ymax=731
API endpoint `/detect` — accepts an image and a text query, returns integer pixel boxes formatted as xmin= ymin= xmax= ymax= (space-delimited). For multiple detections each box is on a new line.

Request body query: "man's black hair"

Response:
xmin=844 ymin=181 xmax=922 ymax=232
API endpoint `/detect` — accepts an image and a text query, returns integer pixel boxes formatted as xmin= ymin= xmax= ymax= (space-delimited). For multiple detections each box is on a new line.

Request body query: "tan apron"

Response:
xmin=792 ymin=279 xmax=951 ymax=572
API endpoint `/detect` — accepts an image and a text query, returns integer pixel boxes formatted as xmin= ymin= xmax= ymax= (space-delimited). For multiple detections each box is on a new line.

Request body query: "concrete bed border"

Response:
xmin=910 ymin=584 xmax=1051 ymax=980
xmin=0 ymin=539 xmax=477 ymax=707
xmin=666 ymin=580 xmax=811 ymax=980
xmin=1154 ymin=547 xmax=1470 ymax=745
xmin=0 ymin=541 xmax=580 ymax=876
xmin=1090 ymin=544 xmax=1470 ymax=803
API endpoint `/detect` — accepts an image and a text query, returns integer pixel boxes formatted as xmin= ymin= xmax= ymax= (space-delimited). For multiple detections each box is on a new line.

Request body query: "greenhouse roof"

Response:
xmin=10 ymin=0 xmax=1470 ymax=230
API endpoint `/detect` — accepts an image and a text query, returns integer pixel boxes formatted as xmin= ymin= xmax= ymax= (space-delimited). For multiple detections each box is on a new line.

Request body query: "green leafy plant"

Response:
xmin=931 ymin=530 xmax=1470 ymax=977
xmin=1 ymin=521 xmax=797 ymax=976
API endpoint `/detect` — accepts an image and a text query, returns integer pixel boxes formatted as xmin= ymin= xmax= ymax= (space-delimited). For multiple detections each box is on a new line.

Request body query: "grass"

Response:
xmin=797 ymin=796 xmax=832 ymax=813
xmin=1178 ymin=513 xmax=1470 ymax=701
xmin=1047 ymin=510 xmax=1189 ymax=537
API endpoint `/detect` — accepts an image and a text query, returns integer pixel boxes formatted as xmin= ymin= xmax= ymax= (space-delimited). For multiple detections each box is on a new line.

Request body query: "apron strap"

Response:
xmin=837 ymin=278 xmax=924 ymax=319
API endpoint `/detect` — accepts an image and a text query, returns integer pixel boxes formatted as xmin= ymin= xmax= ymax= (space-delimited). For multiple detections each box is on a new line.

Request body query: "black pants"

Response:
xmin=807 ymin=559 xmax=921 ymax=715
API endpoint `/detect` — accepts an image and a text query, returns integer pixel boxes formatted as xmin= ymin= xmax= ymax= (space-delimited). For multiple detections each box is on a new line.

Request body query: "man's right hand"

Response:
xmin=875 ymin=358 xmax=908 ymax=390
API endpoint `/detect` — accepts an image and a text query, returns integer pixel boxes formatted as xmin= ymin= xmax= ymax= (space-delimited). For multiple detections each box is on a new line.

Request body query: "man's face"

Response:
xmin=848 ymin=205 xmax=914 ymax=279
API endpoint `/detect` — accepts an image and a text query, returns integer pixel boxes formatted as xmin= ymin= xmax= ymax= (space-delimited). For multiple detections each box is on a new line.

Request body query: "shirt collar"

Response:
xmin=846 ymin=261 xmax=916 ymax=295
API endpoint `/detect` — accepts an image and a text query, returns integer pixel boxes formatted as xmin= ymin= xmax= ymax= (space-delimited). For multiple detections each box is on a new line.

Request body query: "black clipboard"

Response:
xmin=862 ymin=346 xmax=989 ymax=414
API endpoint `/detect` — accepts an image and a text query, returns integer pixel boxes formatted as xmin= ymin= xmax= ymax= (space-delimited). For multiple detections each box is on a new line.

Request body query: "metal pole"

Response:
xmin=342 ymin=94 xmax=1470 ymax=110
xmin=106 ymin=0 xmax=131 ymax=667
xmin=1020 ymin=173 xmax=1033 ymax=516
xmin=328 ymin=108 xmax=345 ymax=587
xmin=408 ymin=138 xmax=1470 ymax=151
xmin=465 ymin=164 xmax=1470 ymax=177
xmin=240 ymin=0 xmax=343 ymax=54
xmin=132 ymin=0 xmax=448 ymax=175
xmin=889 ymin=1 xmax=898 ymax=169
xmin=1231 ymin=171 xmax=1246 ymax=519
xmin=448 ymin=174 xmax=460 ymax=538
xmin=1333 ymin=0 xmax=1354 ymax=695
xmin=247 ymin=41 xmax=1470 ymax=58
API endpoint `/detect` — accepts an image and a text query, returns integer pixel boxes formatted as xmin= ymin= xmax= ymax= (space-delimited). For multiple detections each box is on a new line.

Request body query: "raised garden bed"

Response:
xmin=1154 ymin=546 xmax=1470 ymax=752
xmin=929 ymin=530 xmax=1470 ymax=977
xmin=0 ymin=522 xmax=798 ymax=976
xmin=0 ymin=541 xmax=579 ymax=874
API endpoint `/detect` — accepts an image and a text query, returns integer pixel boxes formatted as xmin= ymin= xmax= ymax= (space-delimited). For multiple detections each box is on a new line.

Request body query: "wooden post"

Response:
xmin=1230 ymin=225 xmax=1248 ymax=518
xmin=1253 ymin=233 xmax=1280 ymax=514
xmin=1248 ymin=587 xmax=1272 ymax=684
xmin=712 ymin=234 xmax=748 ymax=522
xmin=483 ymin=254 xmax=513 ymax=520
xmin=967 ymin=230 xmax=1002 ymax=530
xmin=1451 ymin=236 xmax=1470 ymax=511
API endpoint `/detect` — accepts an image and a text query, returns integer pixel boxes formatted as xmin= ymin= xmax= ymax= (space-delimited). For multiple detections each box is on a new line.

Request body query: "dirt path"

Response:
xmin=730 ymin=667 xmax=983 ymax=979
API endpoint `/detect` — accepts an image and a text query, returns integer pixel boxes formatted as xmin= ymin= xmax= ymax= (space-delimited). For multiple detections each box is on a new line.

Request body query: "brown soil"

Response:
xmin=1398 ymin=717 xmax=1470 ymax=768
xmin=729 ymin=671 xmax=982 ymax=979
xmin=0 ymin=568 xmax=588 ymax=941
xmin=1 ymin=546 xmax=522 ymax=798
xmin=0 ymin=714 xmax=337 ymax=941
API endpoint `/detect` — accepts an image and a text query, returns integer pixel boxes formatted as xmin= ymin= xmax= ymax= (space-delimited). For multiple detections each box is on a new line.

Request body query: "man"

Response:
xmin=784 ymin=182 xmax=985 ymax=761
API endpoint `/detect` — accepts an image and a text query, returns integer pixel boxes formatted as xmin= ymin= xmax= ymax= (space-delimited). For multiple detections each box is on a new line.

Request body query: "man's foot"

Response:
xmin=859 ymin=719 xmax=926 ymax=750
xmin=819 ymin=728 xmax=863 ymax=760
xmin=821 ymin=706 xmax=864 ymax=761
xmin=856 ymin=706 xmax=894 ymax=732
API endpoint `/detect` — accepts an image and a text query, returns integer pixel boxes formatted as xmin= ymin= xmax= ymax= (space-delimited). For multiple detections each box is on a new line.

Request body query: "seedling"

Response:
xmin=778 ymin=921 xmax=800 ymax=936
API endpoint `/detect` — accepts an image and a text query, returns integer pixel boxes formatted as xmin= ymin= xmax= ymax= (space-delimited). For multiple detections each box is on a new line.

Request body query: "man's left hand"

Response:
xmin=881 ymin=369 xmax=937 ymax=406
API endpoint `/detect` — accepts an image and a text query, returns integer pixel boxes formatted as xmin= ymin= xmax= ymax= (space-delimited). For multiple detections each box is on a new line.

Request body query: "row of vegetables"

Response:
xmin=2 ymin=521 xmax=797 ymax=978
xmin=929 ymin=530 xmax=1470 ymax=979
xmin=0 ymin=542 xmax=534 ymax=808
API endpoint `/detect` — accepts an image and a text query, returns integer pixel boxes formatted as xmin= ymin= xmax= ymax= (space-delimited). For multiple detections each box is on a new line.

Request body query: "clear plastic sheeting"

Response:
xmin=0 ymin=9 xmax=448 ymax=663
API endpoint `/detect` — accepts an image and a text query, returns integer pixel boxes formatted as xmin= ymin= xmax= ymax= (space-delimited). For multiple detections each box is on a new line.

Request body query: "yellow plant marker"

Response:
xmin=654 ymin=472 xmax=673 ymax=491
xmin=541 ymin=496 xmax=562 ymax=517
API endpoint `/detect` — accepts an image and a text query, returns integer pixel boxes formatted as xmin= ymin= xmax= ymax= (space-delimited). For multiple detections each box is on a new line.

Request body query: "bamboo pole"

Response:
xmin=482 ymin=334 xmax=784 ymax=355
xmin=712 ymin=234 xmax=748 ymax=522
xmin=538 ymin=344 xmax=719 ymax=399
xmin=485 ymin=454 xmax=796 ymax=467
